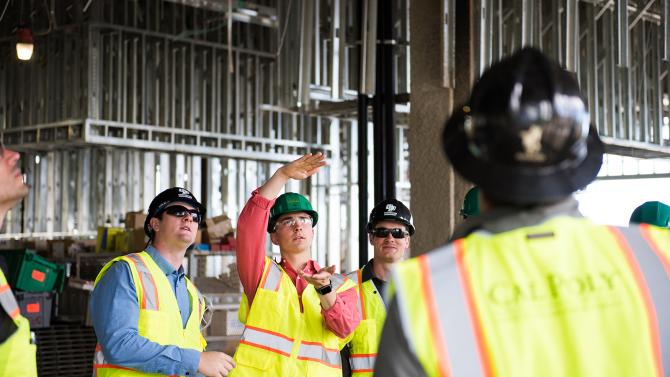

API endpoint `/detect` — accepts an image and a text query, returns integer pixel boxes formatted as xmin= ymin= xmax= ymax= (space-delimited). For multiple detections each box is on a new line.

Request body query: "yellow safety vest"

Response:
xmin=0 ymin=269 xmax=38 ymax=377
xmin=345 ymin=268 xmax=386 ymax=376
xmin=232 ymin=257 xmax=357 ymax=376
xmin=389 ymin=217 xmax=670 ymax=377
xmin=92 ymin=251 xmax=206 ymax=377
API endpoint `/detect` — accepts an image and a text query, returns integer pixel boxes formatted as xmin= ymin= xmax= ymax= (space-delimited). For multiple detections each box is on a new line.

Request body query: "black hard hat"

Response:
xmin=144 ymin=187 xmax=206 ymax=237
xmin=443 ymin=47 xmax=604 ymax=205
xmin=366 ymin=199 xmax=415 ymax=235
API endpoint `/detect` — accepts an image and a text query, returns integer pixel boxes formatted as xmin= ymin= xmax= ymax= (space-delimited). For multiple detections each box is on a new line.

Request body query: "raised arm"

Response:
xmin=236 ymin=153 xmax=327 ymax=303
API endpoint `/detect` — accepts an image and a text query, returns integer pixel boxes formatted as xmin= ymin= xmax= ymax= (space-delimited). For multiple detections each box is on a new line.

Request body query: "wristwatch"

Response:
xmin=315 ymin=281 xmax=333 ymax=295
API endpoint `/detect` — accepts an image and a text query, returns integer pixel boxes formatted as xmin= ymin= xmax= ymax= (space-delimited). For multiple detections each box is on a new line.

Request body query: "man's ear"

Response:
xmin=368 ymin=233 xmax=374 ymax=246
xmin=270 ymin=232 xmax=279 ymax=246
xmin=150 ymin=217 xmax=161 ymax=233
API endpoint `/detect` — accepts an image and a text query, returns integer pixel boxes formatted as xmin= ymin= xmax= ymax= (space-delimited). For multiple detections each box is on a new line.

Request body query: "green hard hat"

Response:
xmin=267 ymin=192 xmax=319 ymax=232
xmin=460 ymin=187 xmax=480 ymax=219
xmin=630 ymin=201 xmax=670 ymax=227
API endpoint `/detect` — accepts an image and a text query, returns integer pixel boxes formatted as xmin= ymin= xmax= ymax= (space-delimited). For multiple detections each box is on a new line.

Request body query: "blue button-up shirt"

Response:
xmin=90 ymin=246 xmax=200 ymax=376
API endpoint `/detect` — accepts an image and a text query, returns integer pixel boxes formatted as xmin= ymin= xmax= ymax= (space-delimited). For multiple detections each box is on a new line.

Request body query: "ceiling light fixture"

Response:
xmin=16 ymin=26 xmax=34 ymax=61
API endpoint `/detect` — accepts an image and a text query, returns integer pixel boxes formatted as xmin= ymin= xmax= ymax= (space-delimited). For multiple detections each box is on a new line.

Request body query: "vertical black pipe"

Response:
xmin=373 ymin=0 xmax=396 ymax=205
xmin=358 ymin=0 xmax=370 ymax=268
xmin=358 ymin=94 xmax=369 ymax=268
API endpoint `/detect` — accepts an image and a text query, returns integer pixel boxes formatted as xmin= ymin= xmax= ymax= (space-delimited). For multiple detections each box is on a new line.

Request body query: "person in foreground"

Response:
xmin=374 ymin=47 xmax=670 ymax=377
xmin=0 ymin=142 xmax=37 ymax=377
xmin=342 ymin=198 xmax=414 ymax=376
xmin=90 ymin=187 xmax=235 ymax=377
xmin=231 ymin=152 xmax=361 ymax=376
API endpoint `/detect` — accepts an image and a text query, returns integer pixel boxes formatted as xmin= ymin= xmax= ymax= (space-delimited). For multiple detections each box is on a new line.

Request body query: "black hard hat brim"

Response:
xmin=443 ymin=107 xmax=604 ymax=205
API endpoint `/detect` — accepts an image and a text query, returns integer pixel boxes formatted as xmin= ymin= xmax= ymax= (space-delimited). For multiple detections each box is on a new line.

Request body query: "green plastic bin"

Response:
xmin=0 ymin=249 xmax=65 ymax=292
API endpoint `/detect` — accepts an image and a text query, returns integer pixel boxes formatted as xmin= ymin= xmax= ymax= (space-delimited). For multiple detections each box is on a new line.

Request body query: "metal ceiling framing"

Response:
xmin=0 ymin=0 xmax=411 ymax=273
xmin=472 ymin=0 xmax=670 ymax=161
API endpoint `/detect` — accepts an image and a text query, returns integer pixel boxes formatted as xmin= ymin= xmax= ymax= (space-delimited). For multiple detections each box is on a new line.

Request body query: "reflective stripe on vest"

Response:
xmin=93 ymin=345 xmax=137 ymax=374
xmin=612 ymin=225 xmax=670 ymax=376
xmin=350 ymin=354 xmax=375 ymax=373
xmin=239 ymin=326 xmax=343 ymax=369
xmin=330 ymin=274 xmax=346 ymax=291
xmin=422 ymin=243 xmax=488 ymax=377
xmin=0 ymin=283 xmax=20 ymax=320
xmin=346 ymin=270 xmax=365 ymax=319
xmin=125 ymin=253 xmax=160 ymax=310
xmin=261 ymin=261 xmax=282 ymax=291
xmin=240 ymin=325 xmax=294 ymax=357
xmin=297 ymin=340 xmax=341 ymax=369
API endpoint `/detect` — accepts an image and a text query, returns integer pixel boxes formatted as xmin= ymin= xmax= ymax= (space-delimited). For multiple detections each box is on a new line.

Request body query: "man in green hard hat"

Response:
xmin=630 ymin=201 xmax=670 ymax=227
xmin=231 ymin=153 xmax=361 ymax=376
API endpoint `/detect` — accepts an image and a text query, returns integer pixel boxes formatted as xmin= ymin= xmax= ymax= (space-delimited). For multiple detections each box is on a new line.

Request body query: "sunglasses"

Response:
xmin=162 ymin=205 xmax=202 ymax=223
xmin=371 ymin=227 xmax=409 ymax=239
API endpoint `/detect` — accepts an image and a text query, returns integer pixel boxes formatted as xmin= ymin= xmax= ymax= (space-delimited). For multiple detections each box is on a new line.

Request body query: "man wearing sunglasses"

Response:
xmin=342 ymin=198 xmax=414 ymax=376
xmin=90 ymin=187 xmax=236 ymax=377
xmin=230 ymin=153 xmax=361 ymax=376
xmin=0 ymin=143 xmax=37 ymax=377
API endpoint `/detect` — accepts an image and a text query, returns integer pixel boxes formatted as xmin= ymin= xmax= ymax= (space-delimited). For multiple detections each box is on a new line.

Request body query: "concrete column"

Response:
xmin=409 ymin=0 xmax=474 ymax=256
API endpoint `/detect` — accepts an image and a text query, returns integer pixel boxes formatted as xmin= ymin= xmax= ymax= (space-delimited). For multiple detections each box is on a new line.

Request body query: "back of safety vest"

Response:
xmin=393 ymin=217 xmax=670 ymax=377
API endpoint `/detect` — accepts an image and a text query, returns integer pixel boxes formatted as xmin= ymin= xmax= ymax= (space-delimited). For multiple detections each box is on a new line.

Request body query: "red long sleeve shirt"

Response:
xmin=236 ymin=189 xmax=361 ymax=338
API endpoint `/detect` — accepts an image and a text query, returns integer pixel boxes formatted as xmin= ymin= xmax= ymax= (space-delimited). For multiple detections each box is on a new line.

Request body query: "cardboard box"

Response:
xmin=96 ymin=227 xmax=124 ymax=253
xmin=204 ymin=215 xmax=233 ymax=240
xmin=207 ymin=309 xmax=244 ymax=336
xmin=125 ymin=211 xmax=147 ymax=230
xmin=112 ymin=228 xmax=147 ymax=252
xmin=126 ymin=228 xmax=148 ymax=252
xmin=49 ymin=240 xmax=74 ymax=259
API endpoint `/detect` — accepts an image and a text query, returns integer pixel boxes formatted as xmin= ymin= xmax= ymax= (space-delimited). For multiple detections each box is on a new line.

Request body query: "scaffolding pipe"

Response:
xmin=618 ymin=0 xmax=629 ymax=67
xmin=521 ymin=0 xmax=535 ymax=46
xmin=442 ymin=0 xmax=456 ymax=87
xmin=565 ymin=0 xmax=579 ymax=71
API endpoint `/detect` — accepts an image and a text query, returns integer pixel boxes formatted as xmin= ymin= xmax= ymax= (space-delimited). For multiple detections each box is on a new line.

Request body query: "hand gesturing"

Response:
xmin=299 ymin=265 xmax=336 ymax=289
xmin=279 ymin=153 xmax=327 ymax=181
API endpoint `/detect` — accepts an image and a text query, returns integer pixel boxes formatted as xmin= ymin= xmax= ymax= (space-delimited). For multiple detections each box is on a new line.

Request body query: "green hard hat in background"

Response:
xmin=460 ymin=186 xmax=480 ymax=219
xmin=267 ymin=192 xmax=319 ymax=232
xmin=630 ymin=201 xmax=670 ymax=227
